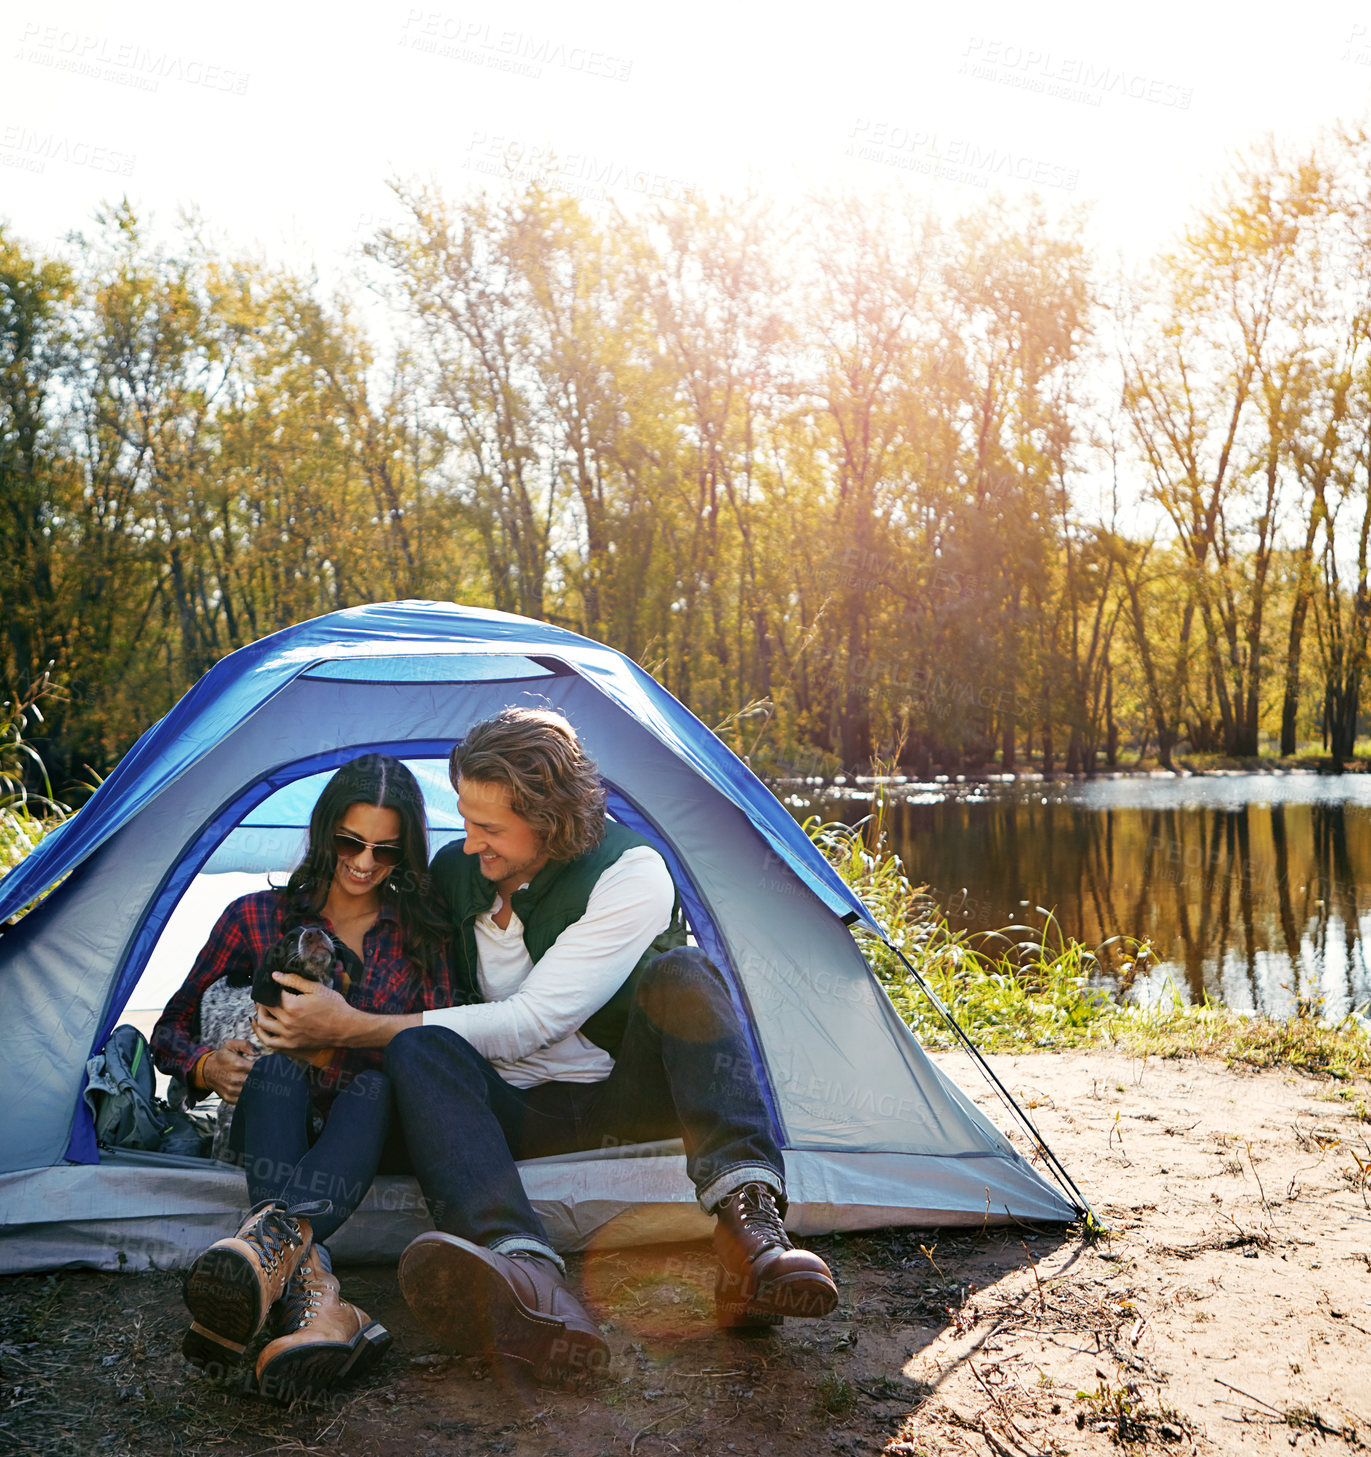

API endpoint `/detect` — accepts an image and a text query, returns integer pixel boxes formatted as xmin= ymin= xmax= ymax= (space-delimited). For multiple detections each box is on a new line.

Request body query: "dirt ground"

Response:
xmin=3 ymin=1049 xmax=1369 ymax=1456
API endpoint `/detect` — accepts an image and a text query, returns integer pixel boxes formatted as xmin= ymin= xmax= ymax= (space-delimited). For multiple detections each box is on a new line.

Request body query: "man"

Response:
xmin=257 ymin=707 xmax=837 ymax=1375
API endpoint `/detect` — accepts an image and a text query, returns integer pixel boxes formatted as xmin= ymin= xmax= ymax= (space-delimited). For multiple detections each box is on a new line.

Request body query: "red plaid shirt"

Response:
xmin=150 ymin=888 xmax=456 ymax=1113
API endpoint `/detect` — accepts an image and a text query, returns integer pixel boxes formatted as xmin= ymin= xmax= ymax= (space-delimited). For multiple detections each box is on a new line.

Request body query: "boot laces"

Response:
xmin=278 ymin=1256 xmax=327 ymax=1331
xmin=244 ymin=1204 xmax=307 ymax=1274
xmin=733 ymin=1185 xmax=791 ymax=1248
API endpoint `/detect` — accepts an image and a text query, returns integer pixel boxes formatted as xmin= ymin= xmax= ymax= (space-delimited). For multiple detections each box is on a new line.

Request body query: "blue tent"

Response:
xmin=0 ymin=601 xmax=1078 ymax=1271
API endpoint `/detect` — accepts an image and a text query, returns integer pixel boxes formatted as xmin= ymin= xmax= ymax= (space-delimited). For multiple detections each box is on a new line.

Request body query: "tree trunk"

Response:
xmin=1327 ymin=667 xmax=1362 ymax=769
xmin=1279 ymin=516 xmax=1318 ymax=756
xmin=1105 ymin=663 xmax=1120 ymax=768
xmin=1121 ymin=562 xmax=1177 ymax=773
xmin=1157 ymin=726 xmax=1177 ymax=772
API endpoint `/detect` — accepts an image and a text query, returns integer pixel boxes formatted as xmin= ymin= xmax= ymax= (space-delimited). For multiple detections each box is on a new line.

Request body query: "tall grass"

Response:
xmin=0 ymin=807 xmax=55 ymax=878
xmin=0 ymin=675 xmax=67 ymax=891
xmin=811 ymin=815 xmax=1371 ymax=1078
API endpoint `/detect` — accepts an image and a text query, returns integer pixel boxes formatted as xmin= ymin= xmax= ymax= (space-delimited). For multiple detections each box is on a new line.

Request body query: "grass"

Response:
xmin=0 ymin=804 xmax=59 ymax=876
xmin=0 ymin=805 xmax=64 ymax=925
xmin=0 ymin=675 xmax=68 ymax=895
xmin=811 ymin=815 xmax=1371 ymax=1078
xmin=813 ymin=1372 xmax=857 ymax=1418
xmin=1178 ymin=750 xmax=1368 ymax=773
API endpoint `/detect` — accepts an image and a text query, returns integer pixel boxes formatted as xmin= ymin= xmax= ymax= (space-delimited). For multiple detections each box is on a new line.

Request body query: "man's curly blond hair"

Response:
xmin=450 ymin=707 xmax=606 ymax=862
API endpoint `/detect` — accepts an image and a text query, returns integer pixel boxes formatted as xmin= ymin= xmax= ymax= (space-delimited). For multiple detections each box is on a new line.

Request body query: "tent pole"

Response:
xmin=880 ymin=934 xmax=1100 ymax=1228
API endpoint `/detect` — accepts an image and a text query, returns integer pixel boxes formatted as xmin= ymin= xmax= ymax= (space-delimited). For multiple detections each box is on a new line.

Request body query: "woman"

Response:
xmin=151 ymin=754 xmax=455 ymax=1402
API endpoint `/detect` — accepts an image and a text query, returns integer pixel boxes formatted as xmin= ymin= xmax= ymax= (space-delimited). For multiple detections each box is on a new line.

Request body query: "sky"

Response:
xmin=2 ymin=1 xmax=1370 ymax=277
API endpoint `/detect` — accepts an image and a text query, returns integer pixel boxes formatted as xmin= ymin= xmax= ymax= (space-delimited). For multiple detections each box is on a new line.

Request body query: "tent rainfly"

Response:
xmin=0 ymin=601 xmax=1082 ymax=1273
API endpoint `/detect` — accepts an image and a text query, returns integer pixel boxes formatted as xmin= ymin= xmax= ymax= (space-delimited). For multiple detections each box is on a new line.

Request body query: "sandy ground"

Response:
xmin=2 ymin=1049 xmax=1369 ymax=1456
xmin=907 ymin=1050 xmax=1371 ymax=1453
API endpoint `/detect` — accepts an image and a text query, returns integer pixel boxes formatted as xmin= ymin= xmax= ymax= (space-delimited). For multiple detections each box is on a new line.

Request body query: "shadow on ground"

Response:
xmin=0 ymin=1225 xmax=1074 ymax=1457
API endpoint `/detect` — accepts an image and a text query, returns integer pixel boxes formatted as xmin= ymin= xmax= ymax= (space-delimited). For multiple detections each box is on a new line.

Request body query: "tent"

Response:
xmin=0 ymin=601 xmax=1082 ymax=1272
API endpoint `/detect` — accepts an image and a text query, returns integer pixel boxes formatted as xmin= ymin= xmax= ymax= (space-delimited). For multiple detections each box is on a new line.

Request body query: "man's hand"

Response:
xmin=200 ymin=1039 xmax=258 ymax=1104
xmin=253 ymin=973 xmax=357 ymax=1052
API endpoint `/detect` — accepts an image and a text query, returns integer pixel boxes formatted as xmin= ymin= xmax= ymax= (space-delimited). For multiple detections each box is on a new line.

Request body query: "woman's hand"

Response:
xmin=253 ymin=974 xmax=357 ymax=1051
xmin=200 ymin=1039 xmax=258 ymax=1104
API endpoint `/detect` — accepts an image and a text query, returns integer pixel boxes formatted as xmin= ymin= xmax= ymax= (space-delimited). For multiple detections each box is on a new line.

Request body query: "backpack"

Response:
xmin=84 ymin=1024 xmax=212 ymax=1157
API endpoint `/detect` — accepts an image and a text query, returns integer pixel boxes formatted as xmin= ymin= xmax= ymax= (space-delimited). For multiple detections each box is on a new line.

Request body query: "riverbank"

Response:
xmin=762 ymin=756 xmax=1370 ymax=790
xmin=2 ymin=1047 xmax=1366 ymax=1456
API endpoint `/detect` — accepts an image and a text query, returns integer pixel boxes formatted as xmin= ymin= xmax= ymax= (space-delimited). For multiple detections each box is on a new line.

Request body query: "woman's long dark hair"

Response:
xmin=284 ymin=754 xmax=448 ymax=978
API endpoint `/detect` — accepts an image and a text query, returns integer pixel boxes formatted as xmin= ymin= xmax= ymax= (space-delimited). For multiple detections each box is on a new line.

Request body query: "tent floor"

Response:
xmin=0 ymin=1142 xmax=1077 ymax=1273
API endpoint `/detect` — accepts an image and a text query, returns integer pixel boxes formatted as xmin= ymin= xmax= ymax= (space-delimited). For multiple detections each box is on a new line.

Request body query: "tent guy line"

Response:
xmin=884 ymin=936 xmax=1095 ymax=1225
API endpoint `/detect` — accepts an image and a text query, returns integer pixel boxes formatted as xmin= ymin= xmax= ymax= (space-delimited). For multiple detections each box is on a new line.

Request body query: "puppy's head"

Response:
xmin=251 ymin=924 xmax=340 ymax=1007
xmin=276 ymin=924 xmax=337 ymax=983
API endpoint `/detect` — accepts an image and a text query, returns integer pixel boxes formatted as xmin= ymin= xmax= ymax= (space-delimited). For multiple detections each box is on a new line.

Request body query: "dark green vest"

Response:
xmin=430 ymin=822 xmax=686 ymax=1057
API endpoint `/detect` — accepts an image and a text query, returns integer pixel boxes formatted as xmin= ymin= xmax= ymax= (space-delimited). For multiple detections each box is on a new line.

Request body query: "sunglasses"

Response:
xmin=332 ymin=831 xmax=404 ymax=868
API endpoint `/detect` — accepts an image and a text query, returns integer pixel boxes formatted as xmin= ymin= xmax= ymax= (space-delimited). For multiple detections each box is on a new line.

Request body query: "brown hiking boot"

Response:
xmin=255 ymin=1245 xmax=392 ymax=1402
xmin=182 ymin=1198 xmax=328 ymax=1369
xmin=712 ymin=1183 xmax=838 ymax=1328
xmin=399 ymin=1232 xmax=610 ymax=1378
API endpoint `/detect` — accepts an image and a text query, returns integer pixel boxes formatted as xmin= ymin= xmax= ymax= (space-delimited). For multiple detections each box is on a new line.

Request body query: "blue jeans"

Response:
xmin=384 ymin=947 xmax=785 ymax=1257
xmin=231 ymin=1055 xmax=401 ymax=1246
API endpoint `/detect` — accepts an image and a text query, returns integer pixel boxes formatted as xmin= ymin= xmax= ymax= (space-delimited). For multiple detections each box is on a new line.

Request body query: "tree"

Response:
xmin=637 ymin=192 xmax=789 ymax=723
xmin=799 ymin=193 xmax=936 ymax=765
xmin=0 ymin=227 xmax=77 ymax=778
xmin=1123 ymin=146 xmax=1323 ymax=757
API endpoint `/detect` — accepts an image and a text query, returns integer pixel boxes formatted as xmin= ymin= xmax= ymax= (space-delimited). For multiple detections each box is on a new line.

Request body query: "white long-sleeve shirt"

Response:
xmin=422 ymin=846 xmax=676 ymax=1087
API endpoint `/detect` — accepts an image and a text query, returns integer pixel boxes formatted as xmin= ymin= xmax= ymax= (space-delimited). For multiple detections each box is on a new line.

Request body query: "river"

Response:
xmin=779 ymin=773 xmax=1371 ymax=1020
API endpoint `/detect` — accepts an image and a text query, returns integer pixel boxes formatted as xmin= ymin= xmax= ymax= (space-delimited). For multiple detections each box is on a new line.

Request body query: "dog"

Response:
xmin=194 ymin=925 xmax=352 ymax=1162
xmin=251 ymin=924 xmax=350 ymax=1007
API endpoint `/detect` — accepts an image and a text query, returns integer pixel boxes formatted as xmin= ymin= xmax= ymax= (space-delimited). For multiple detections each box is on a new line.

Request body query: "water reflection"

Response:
xmin=788 ymin=776 xmax=1371 ymax=1019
